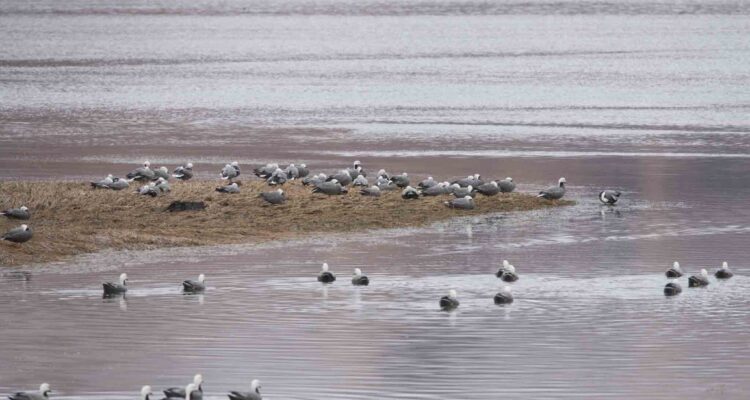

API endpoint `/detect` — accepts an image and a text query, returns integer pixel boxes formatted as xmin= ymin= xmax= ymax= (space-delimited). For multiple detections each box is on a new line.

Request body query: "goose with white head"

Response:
xmin=688 ymin=268 xmax=710 ymax=287
xmin=599 ymin=190 xmax=621 ymax=205
xmin=8 ymin=383 xmax=51 ymax=400
xmin=1 ymin=224 xmax=33 ymax=243
xmin=163 ymin=375 xmax=203 ymax=399
xmin=127 ymin=160 xmax=155 ymax=182
xmin=172 ymin=162 xmax=194 ymax=180
xmin=665 ymin=261 xmax=683 ymax=278
xmin=440 ymin=289 xmax=460 ymax=311
xmin=103 ymin=273 xmax=128 ymax=296
xmin=90 ymin=174 xmax=114 ymax=189
xmin=260 ymin=188 xmax=286 ymax=204
xmin=140 ymin=386 xmax=154 ymax=400
xmin=352 ymin=268 xmax=370 ymax=286
xmin=498 ymin=177 xmax=516 ymax=193
xmin=499 ymin=264 xmax=519 ymax=282
xmin=318 ymin=263 xmax=336 ymax=283
xmin=538 ymin=177 xmax=566 ymax=200
xmin=444 ymin=196 xmax=475 ymax=210
xmin=664 ymin=279 xmax=683 ymax=296
xmin=228 ymin=379 xmax=262 ymax=400
xmin=715 ymin=261 xmax=734 ymax=279
xmin=182 ymin=274 xmax=206 ymax=293
xmin=216 ymin=182 xmax=240 ymax=194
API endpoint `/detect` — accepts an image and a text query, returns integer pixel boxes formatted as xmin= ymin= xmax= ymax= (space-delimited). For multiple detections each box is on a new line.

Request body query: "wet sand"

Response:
xmin=0 ymin=180 xmax=571 ymax=267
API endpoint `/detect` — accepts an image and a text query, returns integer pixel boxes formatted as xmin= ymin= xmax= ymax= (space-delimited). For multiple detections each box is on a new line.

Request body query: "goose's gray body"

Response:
xmin=352 ymin=175 xmax=369 ymax=187
xmin=421 ymin=183 xmax=448 ymax=196
xmin=313 ymin=181 xmax=348 ymax=195
xmin=296 ymin=164 xmax=309 ymax=178
xmin=327 ymin=170 xmax=352 ymax=186
xmin=538 ymin=178 xmax=566 ymax=200
xmin=497 ymin=178 xmax=516 ymax=193
xmin=153 ymin=167 xmax=170 ymax=181
xmin=390 ymin=173 xmax=410 ymax=188
xmin=267 ymin=168 xmax=287 ymax=186
xmin=216 ymin=183 xmax=240 ymax=193
xmin=1 ymin=207 xmax=30 ymax=220
xmin=90 ymin=175 xmax=114 ymax=189
xmin=360 ymin=186 xmax=381 ymax=197
xmin=599 ymin=190 xmax=621 ymax=205
xmin=2 ymin=225 xmax=32 ymax=243
xmin=138 ymin=183 xmax=159 ymax=197
xmin=418 ymin=177 xmax=437 ymax=189
xmin=109 ymin=178 xmax=129 ymax=190
xmin=302 ymin=173 xmax=326 ymax=187
xmin=127 ymin=166 xmax=155 ymax=182
xmin=664 ymin=282 xmax=682 ymax=296
xmin=172 ymin=164 xmax=194 ymax=180
xmin=260 ymin=190 xmax=286 ymax=205
xmin=452 ymin=185 xmax=474 ymax=198
xmin=475 ymin=181 xmax=500 ymax=196
xmin=494 ymin=287 xmax=514 ymax=304
xmin=445 ymin=196 xmax=475 ymax=210
xmin=253 ymin=164 xmax=277 ymax=179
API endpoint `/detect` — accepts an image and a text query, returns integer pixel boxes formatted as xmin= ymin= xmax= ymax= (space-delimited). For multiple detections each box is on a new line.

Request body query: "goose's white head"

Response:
xmin=402 ymin=172 xmax=408 ymax=177
xmin=274 ymin=168 xmax=284 ymax=174
xmin=353 ymin=160 xmax=361 ymax=167
xmin=186 ymin=162 xmax=193 ymax=168
xmin=276 ymin=189 xmax=284 ymax=194
xmin=231 ymin=161 xmax=239 ymax=167
xmin=474 ymin=173 xmax=480 ymax=179
xmin=722 ymin=261 xmax=729 ymax=270
xmin=448 ymin=289 xmax=457 ymax=299
xmin=427 ymin=176 xmax=433 ymax=180
xmin=119 ymin=273 xmax=128 ymax=285
xmin=378 ymin=169 xmax=386 ymax=176
xmin=673 ymin=261 xmax=682 ymax=271
xmin=140 ymin=385 xmax=152 ymax=399
xmin=20 ymin=206 xmax=29 ymax=211
xmin=20 ymin=224 xmax=29 ymax=231
xmin=507 ymin=265 xmax=516 ymax=273
xmin=160 ymin=166 xmax=168 ymax=173
xmin=503 ymin=260 xmax=510 ymax=268
xmin=330 ymin=179 xmax=339 ymax=184
xmin=354 ymin=268 xmax=362 ymax=276
xmin=250 ymin=379 xmax=261 ymax=393
xmin=505 ymin=177 xmax=513 ymax=182
xmin=491 ymin=181 xmax=498 ymax=187
xmin=197 ymin=274 xmax=205 ymax=283
xmin=466 ymin=185 xmax=473 ymax=191
xmin=451 ymin=183 xmax=460 ymax=189
xmin=289 ymin=163 xmax=295 ymax=168
xmin=39 ymin=383 xmax=51 ymax=395
xmin=193 ymin=373 xmax=203 ymax=385
xmin=700 ymin=268 xmax=709 ymax=278
xmin=464 ymin=195 xmax=473 ymax=201
xmin=143 ymin=161 xmax=151 ymax=168
xmin=322 ymin=263 xmax=329 ymax=272
xmin=106 ymin=174 xmax=113 ymax=179
xmin=300 ymin=163 xmax=306 ymax=168
xmin=558 ymin=177 xmax=567 ymax=186
xmin=229 ymin=183 xmax=238 ymax=188
xmin=442 ymin=181 xmax=450 ymax=186
xmin=184 ymin=384 xmax=196 ymax=400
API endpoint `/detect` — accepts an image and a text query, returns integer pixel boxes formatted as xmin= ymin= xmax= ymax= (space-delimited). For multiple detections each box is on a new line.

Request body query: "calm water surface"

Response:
xmin=1 ymin=0 xmax=749 ymax=399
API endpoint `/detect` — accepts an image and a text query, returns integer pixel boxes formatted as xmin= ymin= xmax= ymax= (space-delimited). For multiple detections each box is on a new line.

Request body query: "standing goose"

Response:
xmin=537 ymin=177 xmax=566 ymax=200
xmin=127 ymin=161 xmax=155 ymax=182
xmin=318 ymin=263 xmax=336 ymax=283
xmin=163 ymin=375 xmax=203 ymax=399
xmin=1 ymin=206 xmax=30 ymax=220
xmin=260 ymin=189 xmax=286 ymax=205
xmin=8 ymin=383 xmax=51 ymax=400
xmin=360 ymin=186 xmax=381 ymax=197
xmin=475 ymin=181 xmax=500 ymax=196
xmin=715 ymin=262 xmax=734 ymax=279
xmin=1 ymin=224 xmax=32 ymax=243
xmin=664 ymin=280 xmax=683 ymax=296
xmin=418 ymin=176 xmax=437 ymax=189
xmin=182 ymin=274 xmax=206 ymax=293
xmin=172 ymin=163 xmax=194 ymax=181
xmin=297 ymin=163 xmax=309 ymax=178
xmin=497 ymin=177 xmax=516 ymax=193
xmin=90 ymin=174 xmax=114 ymax=189
xmin=285 ymin=163 xmax=300 ymax=179
xmin=103 ymin=273 xmax=128 ymax=295
xmin=401 ymin=186 xmax=420 ymax=199
xmin=228 ymin=379 xmax=262 ymax=400
xmin=390 ymin=172 xmax=410 ymax=188
xmin=444 ymin=196 xmax=475 ymax=210
xmin=440 ymin=289 xmax=460 ymax=311
xmin=351 ymin=268 xmax=369 ymax=286
xmin=599 ymin=190 xmax=621 ymax=205
xmin=665 ymin=261 xmax=683 ymax=278
xmin=494 ymin=286 xmax=514 ymax=304
xmin=215 ymin=182 xmax=240 ymax=193
xmin=688 ymin=269 xmax=710 ymax=287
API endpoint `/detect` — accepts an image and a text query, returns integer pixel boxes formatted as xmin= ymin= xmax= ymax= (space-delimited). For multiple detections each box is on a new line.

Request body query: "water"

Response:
xmin=1 ymin=0 xmax=750 ymax=399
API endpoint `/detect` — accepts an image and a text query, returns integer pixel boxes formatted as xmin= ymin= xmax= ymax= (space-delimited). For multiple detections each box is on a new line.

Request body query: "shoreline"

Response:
xmin=0 ymin=180 xmax=573 ymax=267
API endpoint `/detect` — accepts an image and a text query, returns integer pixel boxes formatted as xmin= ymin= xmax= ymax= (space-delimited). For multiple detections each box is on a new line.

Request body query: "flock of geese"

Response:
xmin=4 ymin=159 xmax=734 ymax=400
xmin=2 ymin=159 xmax=593 ymax=244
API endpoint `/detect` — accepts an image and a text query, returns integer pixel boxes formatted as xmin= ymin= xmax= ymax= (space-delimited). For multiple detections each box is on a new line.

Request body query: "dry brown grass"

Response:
xmin=0 ymin=180 xmax=573 ymax=267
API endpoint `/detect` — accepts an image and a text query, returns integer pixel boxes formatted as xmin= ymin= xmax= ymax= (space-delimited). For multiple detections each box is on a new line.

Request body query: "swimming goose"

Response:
xmin=8 ymin=383 xmax=51 ymax=400
xmin=182 ymin=275 xmax=206 ymax=293
xmin=715 ymin=261 xmax=734 ymax=279
xmin=351 ymin=268 xmax=369 ymax=286
xmin=317 ymin=263 xmax=336 ymax=283
xmin=663 ymin=280 xmax=682 ymax=296
xmin=163 ymin=375 xmax=202 ymax=399
xmin=103 ymin=273 xmax=128 ymax=295
xmin=228 ymin=379 xmax=262 ymax=400
xmin=494 ymin=286 xmax=514 ymax=304
xmin=665 ymin=261 xmax=683 ymax=278
xmin=440 ymin=289 xmax=460 ymax=311
xmin=688 ymin=269 xmax=710 ymax=287
xmin=499 ymin=264 xmax=519 ymax=282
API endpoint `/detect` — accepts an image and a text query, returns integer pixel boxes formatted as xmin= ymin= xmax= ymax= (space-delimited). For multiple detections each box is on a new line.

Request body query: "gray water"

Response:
xmin=1 ymin=0 xmax=750 ymax=399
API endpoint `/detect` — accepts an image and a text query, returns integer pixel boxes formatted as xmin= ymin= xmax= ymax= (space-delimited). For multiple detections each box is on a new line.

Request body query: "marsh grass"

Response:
xmin=0 ymin=180 xmax=573 ymax=267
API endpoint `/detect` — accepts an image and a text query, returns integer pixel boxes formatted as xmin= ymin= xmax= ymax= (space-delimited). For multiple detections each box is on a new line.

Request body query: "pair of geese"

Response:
xmin=663 ymin=261 xmax=734 ymax=296
xmin=102 ymin=273 xmax=205 ymax=296
xmin=1 ymin=206 xmax=33 ymax=243
xmin=8 ymin=377 xmax=262 ymax=400
xmin=440 ymin=260 xmax=520 ymax=310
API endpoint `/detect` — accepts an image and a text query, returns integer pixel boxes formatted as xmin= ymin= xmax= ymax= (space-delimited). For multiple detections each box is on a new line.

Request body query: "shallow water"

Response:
xmin=1 ymin=0 xmax=750 ymax=399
